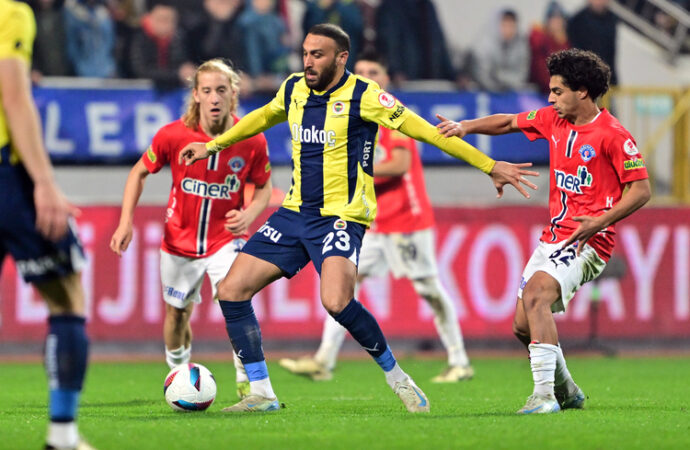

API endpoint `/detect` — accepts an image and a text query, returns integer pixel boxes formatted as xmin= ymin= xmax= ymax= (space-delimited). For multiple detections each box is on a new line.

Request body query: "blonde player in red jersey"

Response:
xmin=110 ymin=59 xmax=273 ymax=398
xmin=437 ymin=49 xmax=651 ymax=414
xmin=279 ymin=51 xmax=473 ymax=383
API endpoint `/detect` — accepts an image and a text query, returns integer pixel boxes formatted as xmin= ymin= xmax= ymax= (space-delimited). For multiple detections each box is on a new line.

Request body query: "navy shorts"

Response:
xmin=242 ymin=207 xmax=365 ymax=277
xmin=0 ymin=162 xmax=86 ymax=283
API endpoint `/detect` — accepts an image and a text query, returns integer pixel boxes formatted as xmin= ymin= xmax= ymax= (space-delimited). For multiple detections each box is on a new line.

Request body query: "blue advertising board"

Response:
xmin=33 ymin=86 xmax=549 ymax=165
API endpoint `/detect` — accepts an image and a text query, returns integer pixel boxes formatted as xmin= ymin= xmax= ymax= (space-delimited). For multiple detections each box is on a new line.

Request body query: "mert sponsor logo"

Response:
xmin=624 ymin=158 xmax=646 ymax=170
xmin=146 ymin=146 xmax=157 ymax=163
xmin=526 ymin=110 xmax=537 ymax=120
xmin=623 ymin=139 xmax=639 ymax=156
xmin=554 ymin=165 xmax=593 ymax=194
xmin=257 ymin=221 xmax=282 ymax=243
xmin=334 ymin=219 xmax=347 ymax=230
xmin=181 ymin=175 xmax=241 ymax=199
xmin=388 ymin=105 xmax=406 ymax=122
xmin=332 ymin=101 xmax=345 ymax=114
xmin=265 ymin=162 xmax=271 ymax=173
xmin=291 ymin=123 xmax=336 ymax=147
xmin=578 ymin=144 xmax=596 ymax=162
xmin=378 ymin=91 xmax=396 ymax=109
xmin=229 ymin=156 xmax=245 ymax=172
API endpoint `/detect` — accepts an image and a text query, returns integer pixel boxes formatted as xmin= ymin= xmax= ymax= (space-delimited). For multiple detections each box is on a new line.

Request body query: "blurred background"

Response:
xmin=2 ymin=0 xmax=689 ymax=356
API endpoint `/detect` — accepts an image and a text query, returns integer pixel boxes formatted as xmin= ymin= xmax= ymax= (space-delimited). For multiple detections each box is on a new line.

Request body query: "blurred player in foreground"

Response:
xmin=0 ymin=2 xmax=91 ymax=448
xmin=279 ymin=51 xmax=474 ymax=383
xmin=110 ymin=59 xmax=272 ymax=398
xmin=437 ymin=48 xmax=650 ymax=414
xmin=179 ymin=23 xmax=537 ymax=414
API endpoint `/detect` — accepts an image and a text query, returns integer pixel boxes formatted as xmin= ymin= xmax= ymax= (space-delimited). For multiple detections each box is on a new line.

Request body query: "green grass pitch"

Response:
xmin=2 ymin=356 xmax=689 ymax=449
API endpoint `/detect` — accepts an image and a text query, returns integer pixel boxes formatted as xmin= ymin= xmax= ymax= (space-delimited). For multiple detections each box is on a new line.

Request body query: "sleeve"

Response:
xmin=359 ymin=83 xmax=410 ymax=130
xmin=387 ymin=129 xmax=416 ymax=153
xmin=515 ymin=106 xmax=555 ymax=141
xmin=141 ymin=129 xmax=170 ymax=173
xmin=247 ymin=133 xmax=271 ymax=186
xmin=607 ymin=133 xmax=649 ymax=184
xmin=0 ymin=3 xmax=35 ymax=64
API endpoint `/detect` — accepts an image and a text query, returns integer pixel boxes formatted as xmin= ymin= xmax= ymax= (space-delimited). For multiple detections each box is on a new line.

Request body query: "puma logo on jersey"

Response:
xmin=554 ymin=166 xmax=592 ymax=194
xmin=181 ymin=175 xmax=240 ymax=199
xmin=291 ymin=123 xmax=336 ymax=147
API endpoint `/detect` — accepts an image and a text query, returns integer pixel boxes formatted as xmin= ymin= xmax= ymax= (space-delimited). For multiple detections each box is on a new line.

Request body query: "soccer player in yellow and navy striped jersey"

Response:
xmin=1 ymin=1 xmax=91 ymax=448
xmin=179 ymin=23 xmax=538 ymax=414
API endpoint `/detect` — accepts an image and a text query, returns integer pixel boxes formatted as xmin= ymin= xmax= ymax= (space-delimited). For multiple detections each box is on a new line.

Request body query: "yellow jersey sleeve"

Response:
xmin=359 ymin=82 xmax=410 ymax=130
xmin=0 ymin=1 xmax=35 ymax=64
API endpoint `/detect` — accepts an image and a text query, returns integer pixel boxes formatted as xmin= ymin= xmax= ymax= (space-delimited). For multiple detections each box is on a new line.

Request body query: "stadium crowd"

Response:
xmin=26 ymin=0 xmax=689 ymax=95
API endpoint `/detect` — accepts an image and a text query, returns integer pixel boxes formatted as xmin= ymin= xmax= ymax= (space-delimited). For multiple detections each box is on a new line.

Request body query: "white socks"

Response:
xmin=165 ymin=344 xmax=191 ymax=369
xmin=555 ymin=344 xmax=579 ymax=396
xmin=233 ymin=351 xmax=248 ymax=383
xmin=47 ymin=422 xmax=78 ymax=449
xmin=413 ymin=277 xmax=470 ymax=368
xmin=314 ymin=313 xmax=347 ymax=370
xmin=528 ymin=342 xmax=558 ymax=398
xmin=250 ymin=377 xmax=276 ymax=399
xmin=383 ymin=362 xmax=408 ymax=389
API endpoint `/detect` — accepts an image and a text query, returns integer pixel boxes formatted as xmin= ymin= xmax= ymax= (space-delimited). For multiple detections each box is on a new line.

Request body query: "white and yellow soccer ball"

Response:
xmin=164 ymin=363 xmax=217 ymax=411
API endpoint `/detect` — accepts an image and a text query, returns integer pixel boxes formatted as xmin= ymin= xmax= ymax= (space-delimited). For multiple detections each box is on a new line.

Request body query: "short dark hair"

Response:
xmin=356 ymin=49 xmax=388 ymax=70
xmin=546 ymin=48 xmax=611 ymax=99
xmin=501 ymin=9 xmax=518 ymax=21
xmin=307 ymin=23 xmax=350 ymax=53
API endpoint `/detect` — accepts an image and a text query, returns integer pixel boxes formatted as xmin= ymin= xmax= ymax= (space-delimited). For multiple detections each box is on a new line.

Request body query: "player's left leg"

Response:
xmin=320 ymin=257 xmax=429 ymax=413
xmin=163 ymin=303 xmax=194 ymax=368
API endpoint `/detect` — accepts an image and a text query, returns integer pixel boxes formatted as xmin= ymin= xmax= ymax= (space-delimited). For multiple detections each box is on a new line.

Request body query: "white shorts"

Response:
xmin=518 ymin=241 xmax=606 ymax=313
xmin=359 ymin=228 xmax=438 ymax=280
xmin=159 ymin=239 xmax=246 ymax=309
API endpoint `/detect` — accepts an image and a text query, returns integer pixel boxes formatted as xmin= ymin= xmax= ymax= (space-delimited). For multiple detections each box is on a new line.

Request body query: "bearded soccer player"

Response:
xmin=279 ymin=51 xmax=474 ymax=383
xmin=179 ymin=23 xmax=537 ymax=414
xmin=437 ymin=48 xmax=651 ymax=414
xmin=110 ymin=59 xmax=272 ymax=398
xmin=1 ymin=2 xmax=92 ymax=448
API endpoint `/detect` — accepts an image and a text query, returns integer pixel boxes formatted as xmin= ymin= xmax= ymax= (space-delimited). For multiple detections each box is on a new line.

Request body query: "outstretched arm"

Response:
xmin=398 ymin=111 xmax=538 ymax=198
xmin=110 ymin=159 xmax=150 ymax=256
xmin=561 ymin=179 xmax=651 ymax=255
xmin=435 ymin=113 xmax=520 ymax=138
xmin=179 ymin=103 xmax=286 ymax=165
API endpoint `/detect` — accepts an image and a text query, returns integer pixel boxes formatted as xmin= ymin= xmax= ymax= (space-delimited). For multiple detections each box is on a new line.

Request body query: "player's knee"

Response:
xmin=216 ymin=276 xmax=248 ymax=301
xmin=521 ymin=282 xmax=553 ymax=312
xmin=166 ymin=305 xmax=190 ymax=324
xmin=321 ymin=293 xmax=349 ymax=316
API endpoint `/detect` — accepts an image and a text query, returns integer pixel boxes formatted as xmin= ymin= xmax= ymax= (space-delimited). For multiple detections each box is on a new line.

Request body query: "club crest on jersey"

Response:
xmin=332 ymin=101 xmax=345 ymax=114
xmin=378 ymin=91 xmax=396 ymax=109
xmin=623 ymin=139 xmax=639 ymax=156
xmin=554 ymin=165 xmax=593 ymax=194
xmin=578 ymin=145 xmax=596 ymax=162
xmin=526 ymin=110 xmax=537 ymax=120
xmin=229 ymin=156 xmax=245 ymax=172
xmin=334 ymin=219 xmax=347 ymax=230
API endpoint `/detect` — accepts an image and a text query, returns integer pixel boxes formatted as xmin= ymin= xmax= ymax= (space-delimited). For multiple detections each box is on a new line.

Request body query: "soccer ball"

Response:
xmin=164 ymin=363 xmax=217 ymax=411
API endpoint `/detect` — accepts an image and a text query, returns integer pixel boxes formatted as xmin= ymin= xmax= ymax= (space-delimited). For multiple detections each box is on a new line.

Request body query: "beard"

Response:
xmin=208 ymin=114 xmax=229 ymax=136
xmin=305 ymin=59 xmax=338 ymax=91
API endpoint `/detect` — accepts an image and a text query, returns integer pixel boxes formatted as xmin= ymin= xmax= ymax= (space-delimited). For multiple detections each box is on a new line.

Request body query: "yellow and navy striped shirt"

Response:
xmin=268 ymin=71 xmax=410 ymax=226
xmin=0 ymin=0 xmax=36 ymax=165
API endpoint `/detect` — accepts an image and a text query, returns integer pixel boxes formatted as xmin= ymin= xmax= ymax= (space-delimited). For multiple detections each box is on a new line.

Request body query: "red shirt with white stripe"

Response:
xmin=516 ymin=107 xmax=649 ymax=261
xmin=370 ymin=127 xmax=434 ymax=233
xmin=142 ymin=116 xmax=271 ymax=258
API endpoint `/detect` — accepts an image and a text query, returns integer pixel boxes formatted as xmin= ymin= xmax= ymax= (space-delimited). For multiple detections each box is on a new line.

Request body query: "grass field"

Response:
xmin=2 ymin=356 xmax=689 ymax=449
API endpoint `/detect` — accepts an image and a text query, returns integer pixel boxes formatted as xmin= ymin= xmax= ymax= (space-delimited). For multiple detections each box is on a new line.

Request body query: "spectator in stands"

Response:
xmin=187 ymin=0 xmax=246 ymax=69
xmin=64 ymin=0 xmax=117 ymax=77
xmin=470 ymin=8 xmax=530 ymax=92
xmin=106 ymin=0 xmax=148 ymax=78
xmin=30 ymin=0 xmax=73 ymax=82
xmin=567 ymin=0 xmax=618 ymax=85
xmin=375 ymin=0 xmax=455 ymax=85
xmin=529 ymin=1 xmax=570 ymax=94
xmin=302 ymin=0 xmax=363 ymax=71
xmin=238 ymin=0 xmax=290 ymax=88
xmin=128 ymin=1 xmax=195 ymax=89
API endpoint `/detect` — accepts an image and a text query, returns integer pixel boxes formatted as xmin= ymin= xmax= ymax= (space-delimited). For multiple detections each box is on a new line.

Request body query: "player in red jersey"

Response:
xmin=279 ymin=52 xmax=474 ymax=383
xmin=110 ymin=59 xmax=272 ymax=397
xmin=437 ymin=49 xmax=650 ymax=414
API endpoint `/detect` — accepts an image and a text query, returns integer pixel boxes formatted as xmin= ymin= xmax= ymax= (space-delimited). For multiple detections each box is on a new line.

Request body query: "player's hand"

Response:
xmin=435 ymin=114 xmax=467 ymax=138
xmin=33 ymin=180 xmax=79 ymax=242
xmin=489 ymin=161 xmax=539 ymax=199
xmin=224 ymin=209 xmax=250 ymax=235
xmin=110 ymin=223 xmax=134 ymax=257
xmin=560 ymin=216 xmax=605 ymax=255
xmin=178 ymin=142 xmax=211 ymax=166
